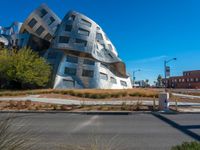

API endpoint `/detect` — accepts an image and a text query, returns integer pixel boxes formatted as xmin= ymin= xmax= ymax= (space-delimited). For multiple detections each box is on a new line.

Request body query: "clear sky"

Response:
xmin=0 ymin=0 xmax=200 ymax=84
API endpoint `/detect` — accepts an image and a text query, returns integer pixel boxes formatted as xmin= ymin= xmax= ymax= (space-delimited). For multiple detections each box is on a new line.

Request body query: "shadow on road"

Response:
xmin=152 ymin=113 xmax=200 ymax=141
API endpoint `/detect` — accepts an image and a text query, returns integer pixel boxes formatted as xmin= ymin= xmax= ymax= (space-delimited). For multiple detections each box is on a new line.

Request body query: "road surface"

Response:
xmin=0 ymin=112 xmax=199 ymax=150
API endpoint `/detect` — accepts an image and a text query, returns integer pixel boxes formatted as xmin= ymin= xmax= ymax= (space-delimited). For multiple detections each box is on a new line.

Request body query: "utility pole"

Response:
xmin=132 ymin=69 xmax=141 ymax=87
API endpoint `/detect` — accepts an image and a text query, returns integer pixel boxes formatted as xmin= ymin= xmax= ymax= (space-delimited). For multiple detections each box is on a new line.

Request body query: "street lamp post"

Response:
xmin=164 ymin=58 xmax=177 ymax=91
xmin=133 ymin=69 xmax=140 ymax=87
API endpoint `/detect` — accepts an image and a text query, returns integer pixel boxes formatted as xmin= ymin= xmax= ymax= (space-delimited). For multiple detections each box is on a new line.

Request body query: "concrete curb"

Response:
xmin=0 ymin=110 xmax=200 ymax=114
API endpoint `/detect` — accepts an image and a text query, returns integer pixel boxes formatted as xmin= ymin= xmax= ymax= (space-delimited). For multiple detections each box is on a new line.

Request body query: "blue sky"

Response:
xmin=0 ymin=0 xmax=200 ymax=84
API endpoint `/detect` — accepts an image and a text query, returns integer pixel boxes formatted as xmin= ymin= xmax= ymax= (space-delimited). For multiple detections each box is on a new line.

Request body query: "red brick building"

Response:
xmin=163 ymin=70 xmax=200 ymax=89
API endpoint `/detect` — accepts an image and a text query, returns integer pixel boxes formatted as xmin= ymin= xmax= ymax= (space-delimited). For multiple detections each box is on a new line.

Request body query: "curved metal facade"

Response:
xmin=47 ymin=11 xmax=132 ymax=89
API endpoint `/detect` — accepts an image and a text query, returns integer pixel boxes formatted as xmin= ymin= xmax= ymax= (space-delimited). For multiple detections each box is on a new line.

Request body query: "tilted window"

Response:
xmin=39 ymin=9 xmax=48 ymax=18
xmin=64 ymin=67 xmax=76 ymax=76
xmin=66 ymin=55 xmax=78 ymax=63
xmin=96 ymin=33 xmax=103 ymax=41
xmin=81 ymin=19 xmax=92 ymax=27
xmin=110 ymin=77 xmax=117 ymax=84
xmin=82 ymin=69 xmax=94 ymax=77
xmin=75 ymin=38 xmax=87 ymax=47
xmin=100 ymin=72 xmax=108 ymax=80
xmin=44 ymin=33 xmax=52 ymax=41
xmin=48 ymin=16 xmax=55 ymax=25
xmin=65 ymin=25 xmax=72 ymax=32
xmin=28 ymin=18 xmax=37 ymax=28
xmin=83 ymin=59 xmax=95 ymax=65
xmin=120 ymin=80 xmax=127 ymax=87
xmin=59 ymin=36 xmax=69 ymax=43
xmin=35 ymin=26 xmax=45 ymax=36
xmin=78 ymin=28 xmax=90 ymax=36
xmin=63 ymin=79 xmax=75 ymax=88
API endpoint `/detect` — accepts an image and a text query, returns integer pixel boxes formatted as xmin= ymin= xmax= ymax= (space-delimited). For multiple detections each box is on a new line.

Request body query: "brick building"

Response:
xmin=163 ymin=70 xmax=200 ymax=89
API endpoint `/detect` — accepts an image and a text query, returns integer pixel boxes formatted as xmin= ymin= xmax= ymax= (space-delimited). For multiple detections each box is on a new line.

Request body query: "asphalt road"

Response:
xmin=0 ymin=112 xmax=200 ymax=150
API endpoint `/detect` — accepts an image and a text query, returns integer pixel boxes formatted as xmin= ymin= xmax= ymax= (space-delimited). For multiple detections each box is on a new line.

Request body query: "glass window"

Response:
xmin=39 ymin=9 xmax=48 ymax=18
xmin=75 ymin=38 xmax=87 ymax=47
xmin=66 ymin=55 xmax=78 ymax=63
xmin=110 ymin=77 xmax=117 ymax=84
xmin=100 ymin=72 xmax=108 ymax=80
xmin=35 ymin=26 xmax=45 ymax=36
xmin=100 ymin=63 xmax=108 ymax=68
xmin=108 ymin=53 xmax=113 ymax=59
xmin=48 ymin=16 xmax=55 ymax=25
xmin=82 ymin=69 xmax=94 ymax=77
xmin=65 ymin=25 xmax=72 ymax=32
xmin=108 ymin=44 xmax=113 ymax=50
xmin=120 ymin=80 xmax=127 ymax=87
xmin=68 ymin=15 xmax=75 ymax=21
xmin=96 ymin=33 xmax=103 ymax=41
xmin=81 ymin=19 xmax=92 ymax=27
xmin=28 ymin=18 xmax=37 ymax=28
xmin=64 ymin=67 xmax=76 ymax=76
xmin=83 ymin=59 xmax=95 ymax=65
xmin=44 ymin=33 xmax=52 ymax=41
xmin=78 ymin=28 xmax=90 ymax=36
xmin=59 ymin=36 xmax=69 ymax=43
xmin=63 ymin=79 xmax=74 ymax=88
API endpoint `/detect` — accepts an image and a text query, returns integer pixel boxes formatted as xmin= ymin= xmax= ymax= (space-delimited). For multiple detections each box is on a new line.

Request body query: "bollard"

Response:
xmin=159 ymin=92 xmax=169 ymax=111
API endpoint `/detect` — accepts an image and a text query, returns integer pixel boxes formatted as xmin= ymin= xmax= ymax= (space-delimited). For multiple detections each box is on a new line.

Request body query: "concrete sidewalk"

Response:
xmin=0 ymin=95 xmax=200 ymax=106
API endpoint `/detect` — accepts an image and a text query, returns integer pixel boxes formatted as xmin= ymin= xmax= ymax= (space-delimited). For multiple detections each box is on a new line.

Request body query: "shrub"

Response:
xmin=171 ymin=141 xmax=200 ymax=150
xmin=0 ymin=48 xmax=51 ymax=89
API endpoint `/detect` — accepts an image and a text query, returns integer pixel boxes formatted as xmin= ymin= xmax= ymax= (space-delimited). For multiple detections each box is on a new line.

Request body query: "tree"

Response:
xmin=156 ymin=74 xmax=163 ymax=87
xmin=0 ymin=48 xmax=51 ymax=89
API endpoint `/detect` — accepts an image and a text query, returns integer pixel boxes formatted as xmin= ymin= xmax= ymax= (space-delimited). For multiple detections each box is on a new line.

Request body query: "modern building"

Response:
xmin=0 ymin=4 xmax=132 ymax=89
xmin=163 ymin=70 xmax=200 ymax=89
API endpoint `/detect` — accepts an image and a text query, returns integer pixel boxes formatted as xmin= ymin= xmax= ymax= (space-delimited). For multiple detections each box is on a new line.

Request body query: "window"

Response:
xmin=120 ymin=80 xmax=127 ymax=87
xmin=68 ymin=15 xmax=75 ymax=21
xmin=44 ymin=33 xmax=52 ymax=41
xmin=66 ymin=55 xmax=78 ymax=63
xmin=96 ymin=26 xmax=100 ymax=30
xmin=182 ymin=79 xmax=185 ymax=82
xmin=81 ymin=19 xmax=92 ymax=27
xmin=75 ymin=39 xmax=87 ymax=47
xmin=100 ymin=72 xmax=108 ymax=80
xmin=39 ymin=9 xmax=48 ymax=18
xmin=83 ymin=59 xmax=95 ymax=65
xmin=48 ymin=17 xmax=55 ymax=25
xmin=100 ymin=63 xmax=108 ymax=68
xmin=59 ymin=36 xmax=69 ymax=43
xmin=64 ymin=67 xmax=76 ymax=76
xmin=65 ymin=24 xmax=72 ymax=32
xmin=78 ymin=28 xmax=90 ymax=36
xmin=190 ymin=78 xmax=194 ymax=82
xmin=35 ymin=26 xmax=45 ymax=36
xmin=110 ymin=77 xmax=117 ymax=84
xmin=63 ymin=79 xmax=74 ymax=88
xmin=96 ymin=33 xmax=103 ymax=41
xmin=196 ymin=78 xmax=199 ymax=82
xmin=82 ymin=69 xmax=94 ymax=77
xmin=28 ymin=18 xmax=37 ymax=28
xmin=108 ymin=53 xmax=113 ymax=59
xmin=108 ymin=44 xmax=113 ymax=51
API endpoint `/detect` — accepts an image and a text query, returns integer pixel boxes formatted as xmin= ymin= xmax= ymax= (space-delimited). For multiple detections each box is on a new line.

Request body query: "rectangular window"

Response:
xmin=39 ymin=9 xmax=48 ymax=18
xmin=65 ymin=24 xmax=72 ymax=32
xmin=83 ymin=59 xmax=95 ymax=65
xmin=100 ymin=63 xmax=108 ymax=68
xmin=82 ymin=69 xmax=94 ymax=77
xmin=68 ymin=15 xmax=75 ymax=21
xmin=64 ymin=67 xmax=76 ymax=76
xmin=96 ymin=33 xmax=103 ymax=41
xmin=35 ymin=26 xmax=45 ymax=36
xmin=59 ymin=36 xmax=69 ymax=43
xmin=81 ymin=19 xmax=92 ymax=27
xmin=78 ymin=28 xmax=90 ymax=36
xmin=44 ymin=33 xmax=52 ymax=41
xmin=66 ymin=55 xmax=78 ymax=63
xmin=28 ymin=18 xmax=37 ymax=28
xmin=110 ymin=77 xmax=117 ymax=84
xmin=75 ymin=38 xmax=87 ymax=47
xmin=48 ymin=16 xmax=55 ymax=25
xmin=100 ymin=72 xmax=108 ymax=80
xmin=63 ymin=79 xmax=74 ymax=88
xmin=120 ymin=80 xmax=127 ymax=87
xmin=108 ymin=53 xmax=113 ymax=59
xmin=108 ymin=44 xmax=113 ymax=50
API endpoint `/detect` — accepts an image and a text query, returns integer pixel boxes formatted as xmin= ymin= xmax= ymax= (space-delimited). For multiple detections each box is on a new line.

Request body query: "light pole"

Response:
xmin=164 ymin=58 xmax=177 ymax=91
xmin=133 ymin=69 xmax=141 ymax=87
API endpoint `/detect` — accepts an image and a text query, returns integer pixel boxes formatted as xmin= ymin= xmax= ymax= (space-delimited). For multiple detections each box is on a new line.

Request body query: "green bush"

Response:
xmin=0 ymin=48 xmax=51 ymax=89
xmin=171 ymin=141 xmax=200 ymax=150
